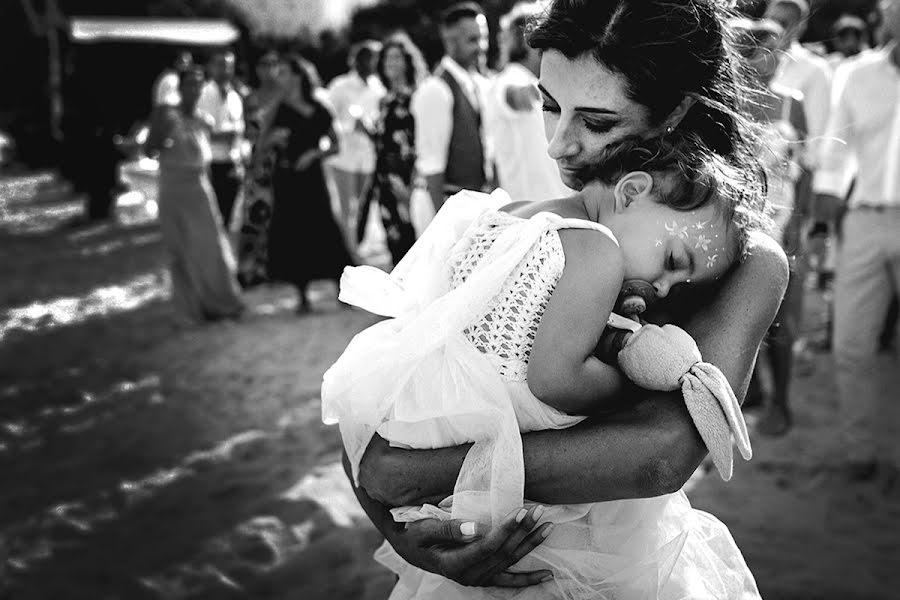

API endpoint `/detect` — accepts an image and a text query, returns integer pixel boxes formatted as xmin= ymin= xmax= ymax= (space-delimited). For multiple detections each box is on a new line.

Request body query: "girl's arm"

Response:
xmin=356 ymin=233 xmax=788 ymax=507
xmin=527 ymin=228 xmax=630 ymax=414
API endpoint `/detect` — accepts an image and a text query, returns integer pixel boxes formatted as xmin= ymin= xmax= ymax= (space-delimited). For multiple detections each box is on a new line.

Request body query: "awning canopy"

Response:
xmin=69 ymin=18 xmax=240 ymax=45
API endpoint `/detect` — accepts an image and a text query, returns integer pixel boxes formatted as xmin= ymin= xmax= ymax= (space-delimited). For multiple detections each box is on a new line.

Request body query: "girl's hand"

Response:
xmin=392 ymin=506 xmax=554 ymax=588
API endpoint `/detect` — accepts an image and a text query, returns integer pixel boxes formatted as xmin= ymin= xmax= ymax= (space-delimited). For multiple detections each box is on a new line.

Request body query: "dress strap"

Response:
xmin=535 ymin=212 xmax=619 ymax=247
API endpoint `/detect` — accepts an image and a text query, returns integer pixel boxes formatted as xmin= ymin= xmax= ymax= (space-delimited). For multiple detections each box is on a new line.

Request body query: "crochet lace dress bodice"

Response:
xmin=448 ymin=211 xmax=565 ymax=381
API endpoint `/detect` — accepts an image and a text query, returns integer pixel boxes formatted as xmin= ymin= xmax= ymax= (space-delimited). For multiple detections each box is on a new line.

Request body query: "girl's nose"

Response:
xmin=653 ymin=279 xmax=671 ymax=298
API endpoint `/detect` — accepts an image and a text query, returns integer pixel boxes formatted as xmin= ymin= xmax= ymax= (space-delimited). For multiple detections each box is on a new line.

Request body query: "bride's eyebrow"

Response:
xmin=536 ymin=84 xmax=617 ymax=116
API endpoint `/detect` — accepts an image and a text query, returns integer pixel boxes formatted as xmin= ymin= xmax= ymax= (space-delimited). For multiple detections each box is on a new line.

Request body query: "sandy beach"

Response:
xmin=0 ymin=173 xmax=897 ymax=600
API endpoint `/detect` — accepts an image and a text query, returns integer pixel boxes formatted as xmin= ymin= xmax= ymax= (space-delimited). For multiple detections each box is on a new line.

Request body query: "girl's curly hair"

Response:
xmin=585 ymin=134 xmax=772 ymax=258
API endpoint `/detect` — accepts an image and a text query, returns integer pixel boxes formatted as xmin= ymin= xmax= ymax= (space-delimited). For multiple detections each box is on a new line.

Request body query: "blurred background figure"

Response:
xmin=412 ymin=2 xmax=493 ymax=211
xmin=144 ymin=66 xmax=244 ymax=324
xmin=198 ymin=49 xmax=245 ymax=229
xmin=829 ymin=14 xmax=870 ymax=66
xmin=325 ymin=40 xmax=385 ymax=253
xmin=485 ymin=1 xmax=570 ymax=202
xmin=354 ymin=33 xmax=427 ymax=267
xmin=813 ymin=0 xmax=900 ymax=483
xmin=152 ymin=50 xmax=193 ymax=108
xmin=237 ymin=54 xmax=351 ymax=314
xmin=734 ymin=17 xmax=812 ymax=437
xmin=765 ymin=0 xmax=832 ymax=174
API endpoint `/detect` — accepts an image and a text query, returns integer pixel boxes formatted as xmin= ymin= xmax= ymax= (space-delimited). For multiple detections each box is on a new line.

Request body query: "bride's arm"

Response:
xmin=358 ymin=233 xmax=788 ymax=506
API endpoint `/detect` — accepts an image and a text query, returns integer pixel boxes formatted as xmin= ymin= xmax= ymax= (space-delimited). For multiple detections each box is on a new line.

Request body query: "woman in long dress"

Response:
xmin=238 ymin=54 xmax=354 ymax=313
xmin=355 ymin=34 xmax=428 ymax=267
xmin=145 ymin=65 xmax=244 ymax=323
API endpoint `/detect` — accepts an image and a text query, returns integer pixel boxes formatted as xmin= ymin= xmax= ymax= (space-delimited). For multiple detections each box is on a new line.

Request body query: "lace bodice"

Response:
xmin=448 ymin=211 xmax=568 ymax=381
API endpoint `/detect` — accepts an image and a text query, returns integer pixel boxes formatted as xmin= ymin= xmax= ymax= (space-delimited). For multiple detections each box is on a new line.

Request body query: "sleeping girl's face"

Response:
xmin=598 ymin=172 xmax=737 ymax=301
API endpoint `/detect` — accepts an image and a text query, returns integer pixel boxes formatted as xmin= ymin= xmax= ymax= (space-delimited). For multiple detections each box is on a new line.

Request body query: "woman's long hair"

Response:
xmin=376 ymin=32 xmax=428 ymax=90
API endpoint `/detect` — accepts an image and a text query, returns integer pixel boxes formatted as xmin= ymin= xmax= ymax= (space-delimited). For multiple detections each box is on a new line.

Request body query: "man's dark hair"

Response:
xmin=441 ymin=2 xmax=485 ymax=28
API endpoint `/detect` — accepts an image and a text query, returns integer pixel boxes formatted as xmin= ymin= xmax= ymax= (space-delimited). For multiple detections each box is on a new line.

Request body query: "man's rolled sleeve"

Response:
xmin=411 ymin=77 xmax=453 ymax=176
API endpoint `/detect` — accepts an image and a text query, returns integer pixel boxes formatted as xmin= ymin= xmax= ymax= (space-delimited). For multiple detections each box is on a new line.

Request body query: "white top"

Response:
xmin=325 ymin=71 xmax=384 ymax=173
xmin=815 ymin=44 xmax=900 ymax=208
xmin=484 ymin=63 xmax=571 ymax=202
xmin=410 ymin=56 xmax=493 ymax=179
xmin=773 ymin=42 xmax=833 ymax=167
xmin=152 ymin=70 xmax=180 ymax=107
xmin=196 ymin=80 xmax=245 ymax=163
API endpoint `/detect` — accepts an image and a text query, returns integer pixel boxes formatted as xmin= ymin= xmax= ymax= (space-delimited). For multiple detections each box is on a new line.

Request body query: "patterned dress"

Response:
xmin=357 ymin=89 xmax=417 ymax=266
xmin=237 ymin=99 xmax=353 ymax=289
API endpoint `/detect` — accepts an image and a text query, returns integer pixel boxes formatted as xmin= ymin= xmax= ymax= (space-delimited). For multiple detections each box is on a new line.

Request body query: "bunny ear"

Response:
xmin=681 ymin=364 xmax=753 ymax=481
xmin=682 ymin=377 xmax=735 ymax=481
xmin=691 ymin=364 xmax=752 ymax=461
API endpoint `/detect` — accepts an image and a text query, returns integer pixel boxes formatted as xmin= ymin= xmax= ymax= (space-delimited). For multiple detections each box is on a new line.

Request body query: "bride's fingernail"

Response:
xmin=515 ymin=509 xmax=527 ymax=523
xmin=541 ymin=524 xmax=555 ymax=538
xmin=461 ymin=522 xmax=476 ymax=537
xmin=532 ymin=505 xmax=545 ymax=521
xmin=541 ymin=573 xmax=554 ymax=582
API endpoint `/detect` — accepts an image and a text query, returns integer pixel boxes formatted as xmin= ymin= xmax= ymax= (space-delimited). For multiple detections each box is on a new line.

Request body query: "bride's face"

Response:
xmin=539 ymin=50 xmax=654 ymax=190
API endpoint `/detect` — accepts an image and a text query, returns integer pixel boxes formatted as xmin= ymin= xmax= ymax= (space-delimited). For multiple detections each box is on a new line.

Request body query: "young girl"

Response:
xmin=323 ymin=137 xmax=764 ymax=599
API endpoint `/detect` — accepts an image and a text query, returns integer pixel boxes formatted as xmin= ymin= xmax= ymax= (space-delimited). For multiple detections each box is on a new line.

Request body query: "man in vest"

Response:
xmin=412 ymin=2 xmax=494 ymax=211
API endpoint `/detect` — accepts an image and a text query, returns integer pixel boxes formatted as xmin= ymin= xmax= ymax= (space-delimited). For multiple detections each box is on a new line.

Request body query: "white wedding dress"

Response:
xmin=322 ymin=190 xmax=761 ymax=599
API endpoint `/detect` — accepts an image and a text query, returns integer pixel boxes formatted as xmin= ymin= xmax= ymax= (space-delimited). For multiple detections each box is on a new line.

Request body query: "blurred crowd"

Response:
xmin=136 ymin=0 xmax=898 ymax=474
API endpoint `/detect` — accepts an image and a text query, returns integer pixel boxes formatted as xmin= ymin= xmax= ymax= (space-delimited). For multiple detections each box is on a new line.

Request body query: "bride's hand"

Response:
xmin=393 ymin=506 xmax=554 ymax=588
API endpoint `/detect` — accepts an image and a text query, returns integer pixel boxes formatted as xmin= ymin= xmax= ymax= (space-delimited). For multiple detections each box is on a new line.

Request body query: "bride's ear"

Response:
xmin=614 ymin=171 xmax=654 ymax=212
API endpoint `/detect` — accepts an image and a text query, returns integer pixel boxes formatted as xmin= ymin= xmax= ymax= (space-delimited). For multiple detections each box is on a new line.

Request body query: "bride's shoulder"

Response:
xmin=732 ymin=231 xmax=789 ymax=297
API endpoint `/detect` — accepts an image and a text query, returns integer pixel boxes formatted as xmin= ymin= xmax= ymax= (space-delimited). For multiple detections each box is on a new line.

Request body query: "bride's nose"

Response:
xmin=547 ymin=116 xmax=581 ymax=160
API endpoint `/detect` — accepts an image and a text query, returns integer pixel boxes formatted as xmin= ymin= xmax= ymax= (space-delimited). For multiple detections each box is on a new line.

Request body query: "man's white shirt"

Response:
xmin=410 ymin=56 xmax=493 ymax=180
xmin=485 ymin=62 xmax=571 ymax=202
xmin=773 ymin=42 xmax=833 ymax=167
xmin=196 ymin=80 xmax=245 ymax=164
xmin=815 ymin=44 xmax=900 ymax=208
xmin=326 ymin=71 xmax=384 ymax=173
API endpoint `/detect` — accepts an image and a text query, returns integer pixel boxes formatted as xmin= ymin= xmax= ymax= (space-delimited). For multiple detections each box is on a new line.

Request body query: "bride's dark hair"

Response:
xmin=528 ymin=0 xmax=767 ymax=212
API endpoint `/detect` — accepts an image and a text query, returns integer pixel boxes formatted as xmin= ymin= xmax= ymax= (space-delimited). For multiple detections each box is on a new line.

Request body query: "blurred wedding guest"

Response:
xmin=735 ymin=18 xmax=812 ymax=436
xmin=238 ymin=55 xmax=352 ymax=314
xmin=813 ymin=0 xmax=900 ymax=482
xmin=829 ymin=14 xmax=870 ymax=67
xmin=325 ymin=41 xmax=385 ymax=246
xmin=145 ymin=66 xmax=244 ymax=323
xmin=152 ymin=50 xmax=193 ymax=108
xmin=197 ymin=49 xmax=245 ymax=228
xmin=766 ymin=0 xmax=832 ymax=165
xmin=486 ymin=2 xmax=570 ymax=202
xmin=355 ymin=34 xmax=428 ymax=266
xmin=412 ymin=2 xmax=493 ymax=211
